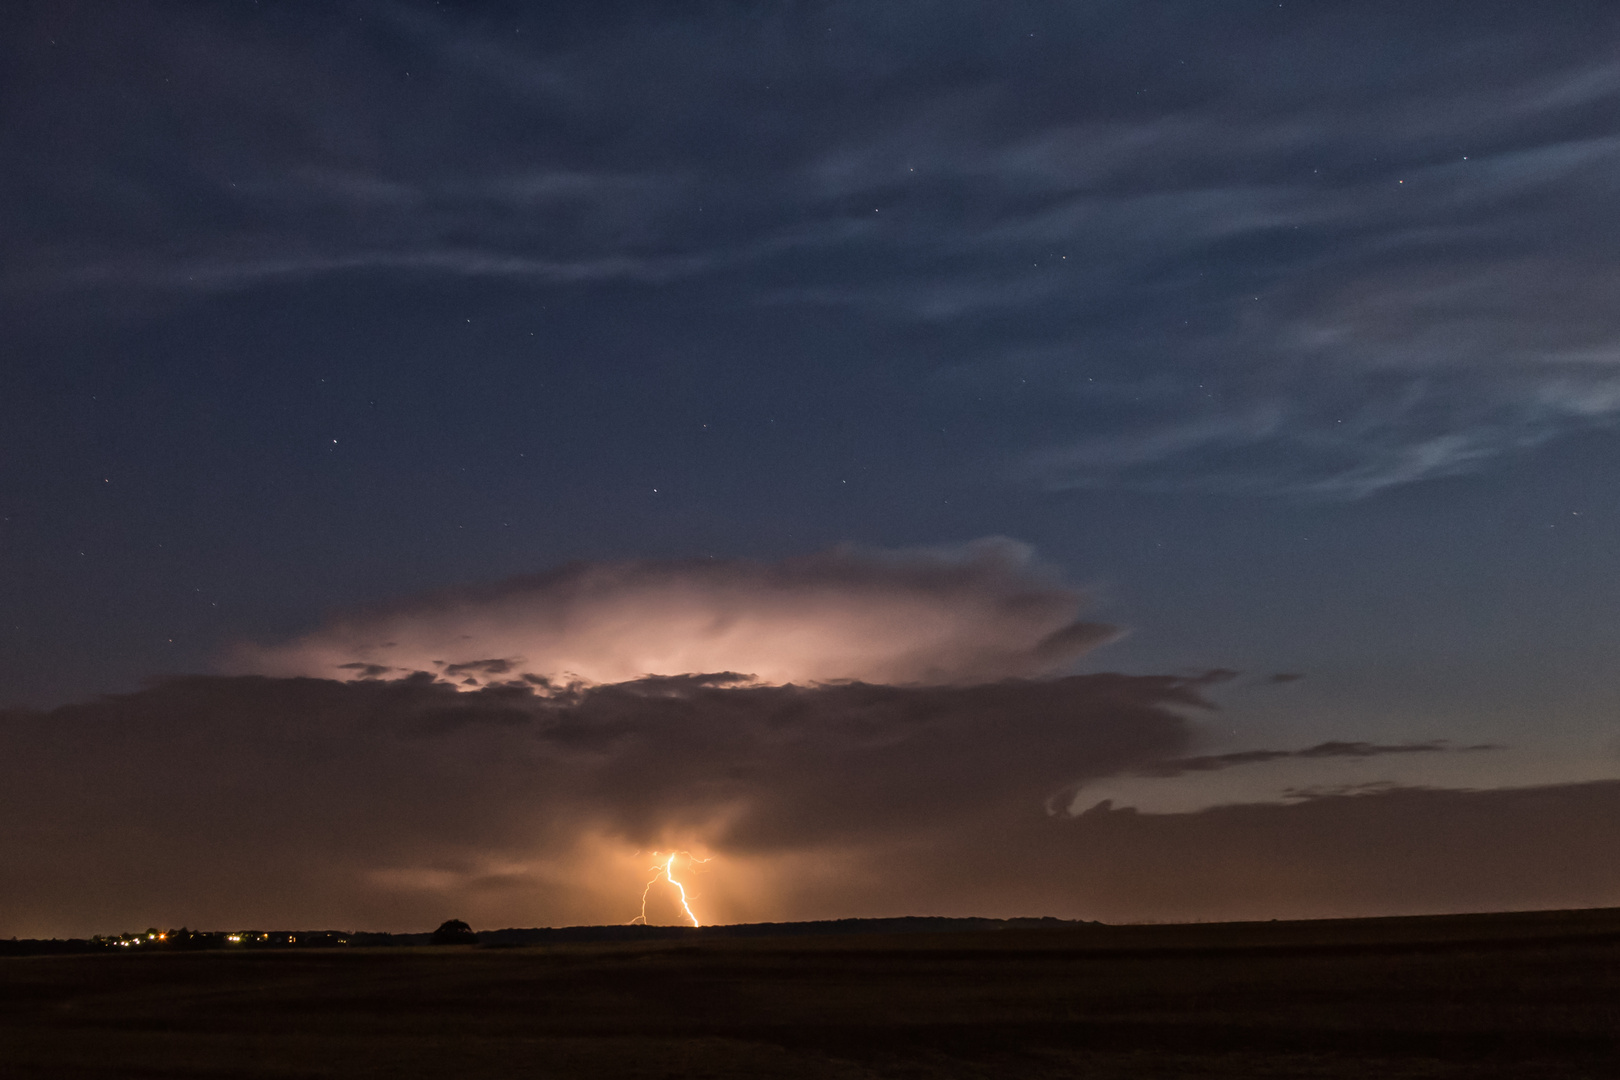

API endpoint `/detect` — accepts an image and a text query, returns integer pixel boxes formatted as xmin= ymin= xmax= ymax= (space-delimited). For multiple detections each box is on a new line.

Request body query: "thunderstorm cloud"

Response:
xmin=5 ymin=670 xmax=1618 ymax=938
xmin=0 ymin=671 xmax=1201 ymax=937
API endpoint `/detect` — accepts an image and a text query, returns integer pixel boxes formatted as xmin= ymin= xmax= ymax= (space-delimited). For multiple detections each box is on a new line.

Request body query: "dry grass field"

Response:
xmin=5 ymin=908 xmax=1620 ymax=1078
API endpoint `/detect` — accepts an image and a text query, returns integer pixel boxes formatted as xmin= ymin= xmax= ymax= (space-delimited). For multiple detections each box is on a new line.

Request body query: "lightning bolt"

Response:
xmin=630 ymin=850 xmax=709 ymax=927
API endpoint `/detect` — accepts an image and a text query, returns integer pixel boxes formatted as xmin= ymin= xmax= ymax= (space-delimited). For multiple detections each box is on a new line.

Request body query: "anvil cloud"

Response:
xmin=233 ymin=540 xmax=1117 ymax=688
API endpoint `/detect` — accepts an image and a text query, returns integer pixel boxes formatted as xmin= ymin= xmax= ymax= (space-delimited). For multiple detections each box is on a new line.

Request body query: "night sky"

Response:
xmin=7 ymin=1 xmax=1620 ymax=937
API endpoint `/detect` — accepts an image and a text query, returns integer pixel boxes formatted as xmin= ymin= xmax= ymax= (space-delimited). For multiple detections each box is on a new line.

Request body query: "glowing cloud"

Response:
xmin=230 ymin=539 xmax=1119 ymax=688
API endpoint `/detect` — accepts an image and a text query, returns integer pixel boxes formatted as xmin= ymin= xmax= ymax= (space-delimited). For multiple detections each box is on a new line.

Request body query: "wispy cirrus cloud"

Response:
xmin=7 ymin=3 xmax=1620 ymax=497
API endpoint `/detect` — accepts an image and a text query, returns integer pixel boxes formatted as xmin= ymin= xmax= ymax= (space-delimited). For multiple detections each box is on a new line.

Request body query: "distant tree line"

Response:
xmin=0 ymin=928 xmax=430 ymax=956
xmin=2 ymin=916 xmax=1092 ymax=957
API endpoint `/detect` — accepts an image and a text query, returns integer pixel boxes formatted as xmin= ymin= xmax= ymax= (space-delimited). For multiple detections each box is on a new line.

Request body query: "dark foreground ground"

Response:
xmin=5 ymin=908 xmax=1620 ymax=1079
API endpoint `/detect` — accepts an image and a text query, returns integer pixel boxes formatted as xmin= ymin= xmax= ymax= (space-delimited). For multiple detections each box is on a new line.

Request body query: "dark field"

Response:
xmin=5 ymin=909 xmax=1620 ymax=1078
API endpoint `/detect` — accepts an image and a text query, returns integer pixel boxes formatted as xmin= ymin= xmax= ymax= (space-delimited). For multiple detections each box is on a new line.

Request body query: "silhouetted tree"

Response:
xmin=431 ymin=919 xmax=478 ymax=945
